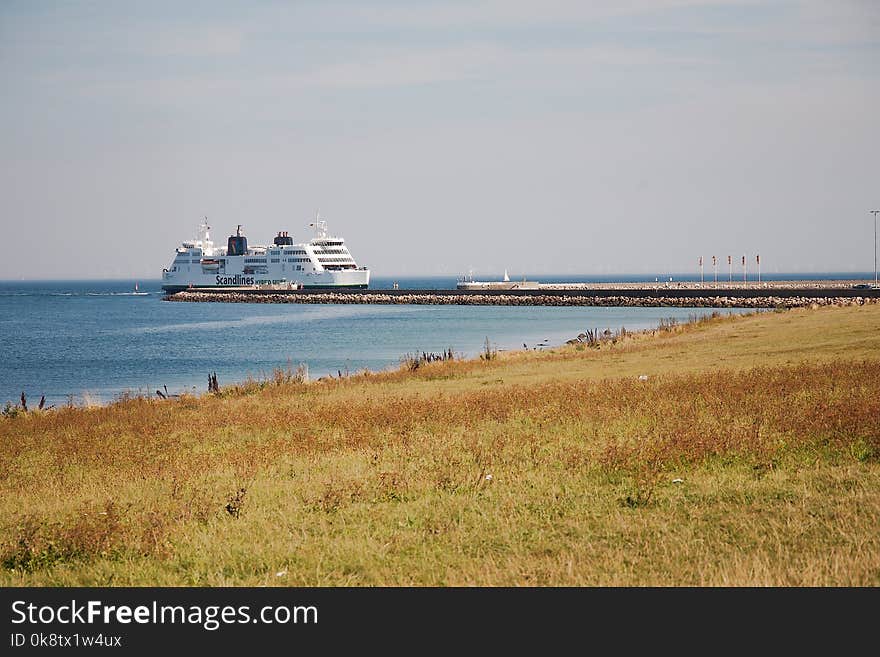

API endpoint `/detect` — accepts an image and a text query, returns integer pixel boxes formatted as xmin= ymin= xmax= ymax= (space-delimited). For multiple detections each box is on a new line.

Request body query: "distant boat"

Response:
xmin=456 ymin=269 xmax=539 ymax=290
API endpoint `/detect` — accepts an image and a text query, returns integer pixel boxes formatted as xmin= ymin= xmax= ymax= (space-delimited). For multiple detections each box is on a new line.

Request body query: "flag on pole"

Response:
xmin=712 ymin=256 xmax=716 ymax=266
xmin=756 ymin=254 xmax=760 ymax=265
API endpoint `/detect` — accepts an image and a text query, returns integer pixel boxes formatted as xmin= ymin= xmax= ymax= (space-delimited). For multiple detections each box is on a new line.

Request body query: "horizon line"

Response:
xmin=2 ymin=271 xmax=878 ymax=284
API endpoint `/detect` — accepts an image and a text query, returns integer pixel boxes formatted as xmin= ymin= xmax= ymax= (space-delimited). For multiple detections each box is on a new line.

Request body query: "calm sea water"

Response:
xmin=0 ymin=274 xmax=866 ymax=406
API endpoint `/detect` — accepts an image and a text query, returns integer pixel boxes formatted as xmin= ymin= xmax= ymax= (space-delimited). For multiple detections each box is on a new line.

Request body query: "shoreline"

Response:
xmin=4 ymin=308 xmax=749 ymax=411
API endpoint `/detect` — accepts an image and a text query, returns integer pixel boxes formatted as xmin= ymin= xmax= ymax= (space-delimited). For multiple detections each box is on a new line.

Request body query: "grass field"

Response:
xmin=1 ymin=303 xmax=878 ymax=585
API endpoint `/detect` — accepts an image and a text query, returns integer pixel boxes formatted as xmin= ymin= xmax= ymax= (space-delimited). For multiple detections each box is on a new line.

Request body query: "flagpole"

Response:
xmin=871 ymin=210 xmax=879 ymax=285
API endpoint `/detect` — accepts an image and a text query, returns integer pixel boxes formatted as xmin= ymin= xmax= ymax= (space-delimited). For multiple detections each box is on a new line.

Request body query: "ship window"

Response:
xmin=270 ymin=258 xmax=280 ymax=263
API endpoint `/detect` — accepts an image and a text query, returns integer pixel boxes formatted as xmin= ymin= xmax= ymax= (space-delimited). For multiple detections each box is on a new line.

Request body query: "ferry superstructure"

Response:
xmin=161 ymin=217 xmax=370 ymax=292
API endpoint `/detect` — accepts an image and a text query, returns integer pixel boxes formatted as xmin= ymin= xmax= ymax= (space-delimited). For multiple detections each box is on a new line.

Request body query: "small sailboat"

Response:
xmin=132 ymin=281 xmax=148 ymax=296
xmin=456 ymin=267 xmax=539 ymax=290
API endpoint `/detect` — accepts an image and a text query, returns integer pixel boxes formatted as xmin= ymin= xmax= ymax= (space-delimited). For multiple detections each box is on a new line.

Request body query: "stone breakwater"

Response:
xmin=166 ymin=290 xmax=878 ymax=308
xmin=538 ymin=279 xmax=872 ymax=291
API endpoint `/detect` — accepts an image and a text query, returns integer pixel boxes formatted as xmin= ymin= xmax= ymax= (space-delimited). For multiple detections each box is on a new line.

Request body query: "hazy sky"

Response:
xmin=1 ymin=1 xmax=878 ymax=279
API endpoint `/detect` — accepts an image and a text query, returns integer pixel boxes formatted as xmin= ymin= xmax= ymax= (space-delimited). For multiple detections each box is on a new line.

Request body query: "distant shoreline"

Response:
xmin=2 ymin=273 xmax=877 ymax=286
xmin=536 ymin=279 xmax=876 ymax=290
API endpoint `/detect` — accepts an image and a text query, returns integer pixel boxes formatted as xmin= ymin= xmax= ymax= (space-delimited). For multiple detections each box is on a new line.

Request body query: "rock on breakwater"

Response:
xmin=165 ymin=290 xmax=878 ymax=308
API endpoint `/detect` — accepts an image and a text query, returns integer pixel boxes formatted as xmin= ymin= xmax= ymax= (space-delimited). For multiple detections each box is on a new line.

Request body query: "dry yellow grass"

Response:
xmin=1 ymin=304 xmax=878 ymax=585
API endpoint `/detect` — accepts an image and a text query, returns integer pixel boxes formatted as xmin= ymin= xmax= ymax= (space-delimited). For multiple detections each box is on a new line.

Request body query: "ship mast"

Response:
xmin=198 ymin=216 xmax=214 ymax=255
xmin=309 ymin=210 xmax=328 ymax=238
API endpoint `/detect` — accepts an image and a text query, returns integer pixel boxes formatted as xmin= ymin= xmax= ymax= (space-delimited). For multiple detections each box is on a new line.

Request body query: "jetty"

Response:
xmin=164 ymin=281 xmax=880 ymax=308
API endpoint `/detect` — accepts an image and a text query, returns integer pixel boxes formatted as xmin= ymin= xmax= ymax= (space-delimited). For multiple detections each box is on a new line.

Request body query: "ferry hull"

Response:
xmin=161 ymin=282 xmax=370 ymax=292
xmin=162 ymin=268 xmax=369 ymax=292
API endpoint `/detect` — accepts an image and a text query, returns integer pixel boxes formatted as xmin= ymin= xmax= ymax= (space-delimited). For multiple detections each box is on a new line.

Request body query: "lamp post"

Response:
xmin=872 ymin=210 xmax=879 ymax=285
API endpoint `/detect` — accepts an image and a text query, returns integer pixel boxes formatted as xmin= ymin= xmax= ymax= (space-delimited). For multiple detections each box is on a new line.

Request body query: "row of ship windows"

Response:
xmin=249 ymin=265 xmax=312 ymax=270
xmin=180 ymin=253 xmax=313 ymax=262
xmin=243 ymin=252 xmax=310 ymax=258
xmin=170 ymin=264 xmax=316 ymax=272
xmin=317 ymin=257 xmax=354 ymax=263
xmin=312 ymin=249 xmax=348 ymax=255
xmin=178 ymin=250 xmax=316 ymax=260
xmin=199 ymin=257 xmax=314 ymax=266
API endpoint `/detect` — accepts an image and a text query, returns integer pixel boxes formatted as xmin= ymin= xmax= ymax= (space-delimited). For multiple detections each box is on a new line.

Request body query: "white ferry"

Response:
xmin=161 ymin=216 xmax=370 ymax=292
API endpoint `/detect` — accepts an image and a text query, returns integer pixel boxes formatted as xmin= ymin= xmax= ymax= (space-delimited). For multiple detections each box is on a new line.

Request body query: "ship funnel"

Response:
xmin=273 ymin=230 xmax=294 ymax=246
xmin=228 ymin=226 xmax=248 ymax=255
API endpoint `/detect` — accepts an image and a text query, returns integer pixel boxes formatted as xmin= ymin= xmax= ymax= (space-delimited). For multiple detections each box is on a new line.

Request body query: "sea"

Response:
xmin=0 ymin=273 xmax=869 ymax=407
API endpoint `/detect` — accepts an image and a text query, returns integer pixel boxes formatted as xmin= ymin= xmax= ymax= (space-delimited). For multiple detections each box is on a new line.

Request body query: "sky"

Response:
xmin=1 ymin=0 xmax=878 ymax=280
